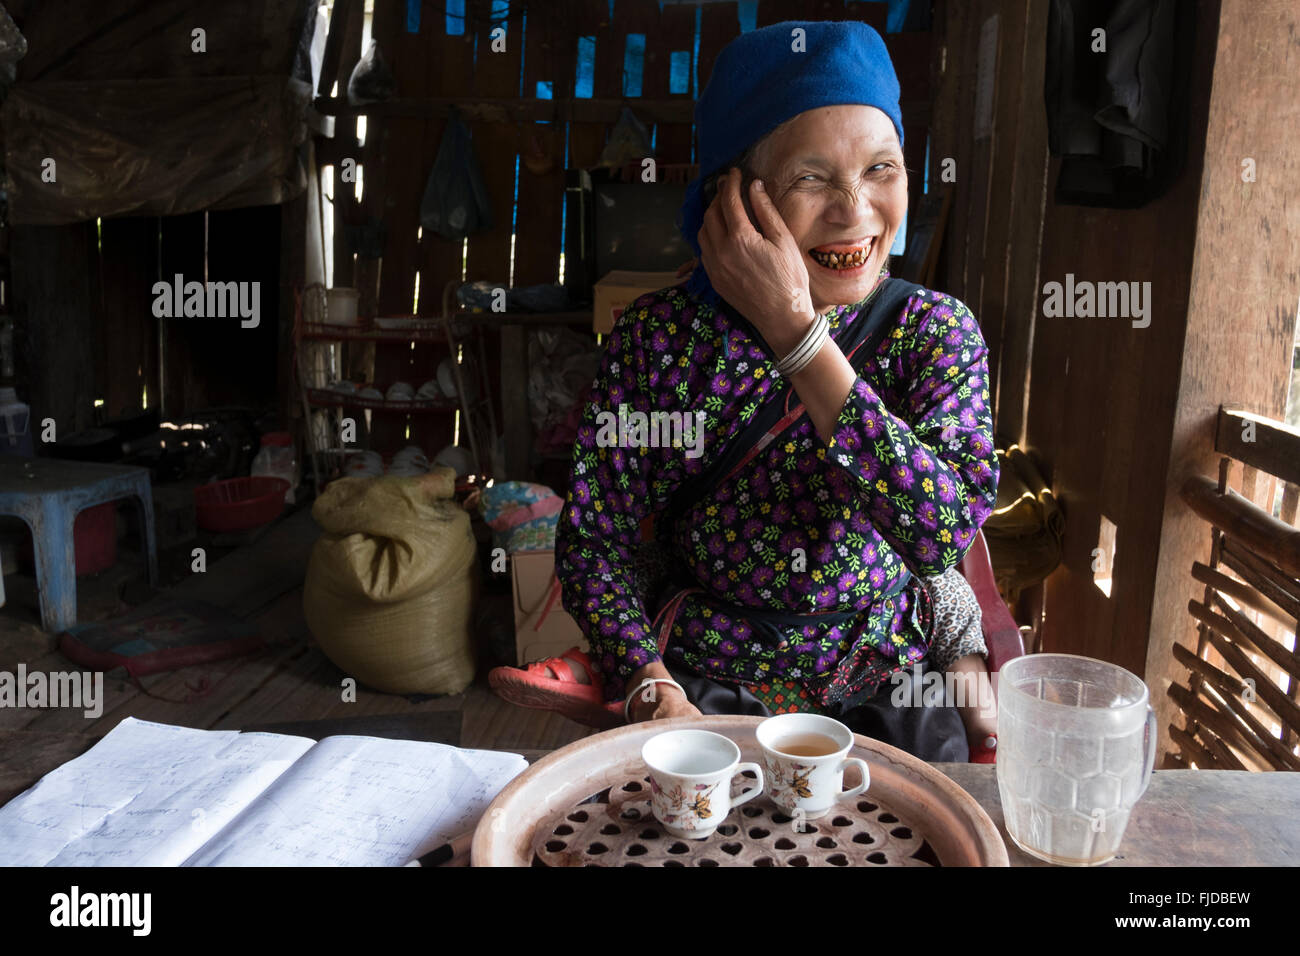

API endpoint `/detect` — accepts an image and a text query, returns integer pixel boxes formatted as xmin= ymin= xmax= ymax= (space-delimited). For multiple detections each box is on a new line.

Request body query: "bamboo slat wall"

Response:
xmin=1166 ymin=408 xmax=1300 ymax=771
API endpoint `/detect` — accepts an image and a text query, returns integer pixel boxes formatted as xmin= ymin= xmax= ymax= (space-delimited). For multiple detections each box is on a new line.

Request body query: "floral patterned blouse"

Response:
xmin=556 ymin=269 xmax=999 ymax=708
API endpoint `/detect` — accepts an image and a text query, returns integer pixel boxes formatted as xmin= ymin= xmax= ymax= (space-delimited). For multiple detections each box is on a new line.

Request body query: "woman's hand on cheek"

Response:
xmin=697 ymin=168 xmax=813 ymax=357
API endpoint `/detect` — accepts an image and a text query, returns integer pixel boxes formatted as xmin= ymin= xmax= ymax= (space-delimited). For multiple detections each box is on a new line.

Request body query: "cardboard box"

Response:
xmin=592 ymin=270 xmax=682 ymax=335
xmin=511 ymin=549 xmax=587 ymax=665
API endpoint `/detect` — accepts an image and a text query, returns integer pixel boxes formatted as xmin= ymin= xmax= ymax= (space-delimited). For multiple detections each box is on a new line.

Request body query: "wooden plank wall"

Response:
xmin=928 ymin=0 xmax=1048 ymax=423
xmin=98 ymin=219 xmax=160 ymax=418
xmin=11 ymin=208 xmax=282 ymax=433
xmin=5 ymin=0 xmax=304 ymax=432
xmin=926 ymin=0 xmax=1297 ymax=765
xmin=656 ymin=3 xmax=696 ymax=165
xmin=929 ymin=0 xmax=976 ymax=302
xmin=1020 ymin=0 xmax=1220 ymax=686
xmin=992 ymin=3 xmax=1049 ymax=448
xmin=1146 ymin=0 xmax=1300 ymax=758
xmin=311 ymin=0 xmax=929 ymax=471
xmin=9 ymin=223 xmax=97 ymax=438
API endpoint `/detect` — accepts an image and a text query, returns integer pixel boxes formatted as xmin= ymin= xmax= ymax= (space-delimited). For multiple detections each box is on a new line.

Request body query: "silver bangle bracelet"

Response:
xmin=775 ymin=310 xmax=828 ymax=377
xmin=777 ymin=309 xmax=827 ymax=375
xmin=780 ymin=326 xmax=827 ymax=377
xmin=624 ymin=677 xmax=688 ymax=723
xmin=774 ymin=315 xmax=812 ymax=375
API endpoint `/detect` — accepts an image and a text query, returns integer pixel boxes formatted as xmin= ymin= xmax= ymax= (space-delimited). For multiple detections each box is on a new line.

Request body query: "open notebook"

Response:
xmin=0 ymin=717 xmax=528 ymax=866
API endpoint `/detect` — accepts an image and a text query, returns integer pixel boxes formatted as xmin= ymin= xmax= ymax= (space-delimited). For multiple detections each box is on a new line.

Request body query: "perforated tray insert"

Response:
xmin=531 ymin=775 xmax=942 ymax=867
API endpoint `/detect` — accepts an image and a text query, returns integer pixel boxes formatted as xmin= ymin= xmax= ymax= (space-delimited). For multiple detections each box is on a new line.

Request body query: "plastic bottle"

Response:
xmin=251 ymin=431 xmax=299 ymax=504
xmin=0 ymin=386 xmax=33 ymax=457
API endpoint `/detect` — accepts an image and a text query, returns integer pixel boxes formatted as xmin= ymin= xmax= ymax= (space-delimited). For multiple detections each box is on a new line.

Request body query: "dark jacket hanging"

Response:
xmin=1044 ymin=0 xmax=1195 ymax=208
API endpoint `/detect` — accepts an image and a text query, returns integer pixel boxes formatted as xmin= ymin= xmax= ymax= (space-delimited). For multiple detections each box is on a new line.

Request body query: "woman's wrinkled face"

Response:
xmin=748 ymin=105 xmax=908 ymax=313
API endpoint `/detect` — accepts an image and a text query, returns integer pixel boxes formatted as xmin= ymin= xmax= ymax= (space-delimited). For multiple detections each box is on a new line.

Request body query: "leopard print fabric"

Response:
xmin=919 ymin=567 xmax=987 ymax=673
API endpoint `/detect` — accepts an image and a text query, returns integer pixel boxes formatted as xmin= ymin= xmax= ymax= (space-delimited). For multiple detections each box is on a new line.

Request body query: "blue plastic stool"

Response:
xmin=0 ymin=455 xmax=158 ymax=632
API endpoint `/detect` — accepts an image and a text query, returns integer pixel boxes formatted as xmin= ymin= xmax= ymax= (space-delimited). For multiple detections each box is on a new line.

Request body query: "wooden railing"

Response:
xmin=1169 ymin=408 xmax=1300 ymax=771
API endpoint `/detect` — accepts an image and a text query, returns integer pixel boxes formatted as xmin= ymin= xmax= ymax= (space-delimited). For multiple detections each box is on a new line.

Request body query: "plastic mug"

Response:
xmin=642 ymin=730 xmax=764 ymax=840
xmin=996 ymin=653 xmax=1157 ymax=866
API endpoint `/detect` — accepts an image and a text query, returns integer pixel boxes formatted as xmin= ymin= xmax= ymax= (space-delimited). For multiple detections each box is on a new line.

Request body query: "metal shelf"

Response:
xmin=299 ymin=312 xmax=595 ymax=343
xmin=300 ymin=320 xmax=459 ymax=343
xmin=294 ymin=280 xmax=503 ymax=490
xmin=304 ymin=388 xmax=460 ymax=414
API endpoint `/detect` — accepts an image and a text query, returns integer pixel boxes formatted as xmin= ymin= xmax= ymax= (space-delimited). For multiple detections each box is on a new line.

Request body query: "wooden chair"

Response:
xmin=1168 ymin=408 xmax=1300 ymax=771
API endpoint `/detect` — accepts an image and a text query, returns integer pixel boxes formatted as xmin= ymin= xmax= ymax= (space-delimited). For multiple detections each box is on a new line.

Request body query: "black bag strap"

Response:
xmin=660 ymin=277 xmax=919 ymax=533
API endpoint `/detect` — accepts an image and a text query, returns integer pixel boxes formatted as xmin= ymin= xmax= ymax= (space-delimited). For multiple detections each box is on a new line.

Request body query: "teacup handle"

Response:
xmin=837 ymin=757 xmax=871 ymax=800
xmin=1138 ymin=706 xmax=1157 ymax=799
xmin=730 ymin=762 xmax=765 ymax=807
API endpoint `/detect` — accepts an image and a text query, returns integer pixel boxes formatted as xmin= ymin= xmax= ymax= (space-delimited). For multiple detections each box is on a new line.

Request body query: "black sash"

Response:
xmin=662 ymin=276 xmax=920 ymax=537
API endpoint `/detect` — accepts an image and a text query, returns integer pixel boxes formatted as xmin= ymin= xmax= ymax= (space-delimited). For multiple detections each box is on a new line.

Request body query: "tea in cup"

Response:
xmin=756 ymin=713 xmax=871 ymax=819
xmin=641 ymin=729 xmax=765 ymax=840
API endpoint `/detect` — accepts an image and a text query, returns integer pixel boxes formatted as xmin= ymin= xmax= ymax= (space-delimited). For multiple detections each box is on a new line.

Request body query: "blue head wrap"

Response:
xmin=678 ymin=20 xmax=904 ymax=307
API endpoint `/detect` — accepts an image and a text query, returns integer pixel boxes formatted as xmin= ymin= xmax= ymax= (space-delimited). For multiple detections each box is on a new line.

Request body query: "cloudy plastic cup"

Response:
xmin=997 ymin=654 xmax=1157 ymax=866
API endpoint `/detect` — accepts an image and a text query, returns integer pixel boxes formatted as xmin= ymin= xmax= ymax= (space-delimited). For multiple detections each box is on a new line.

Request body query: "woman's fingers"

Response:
xmin=717 ymin=167 xmax=756 ymax=239
xmin=699 ymin=217 xmax=731 ymax=284
xmin=696 ymin=220 xmax=716 ymax=273
xmin=748 ymin=179 xmax=794 ymax=248
xmin=702 ymin=182 xmax=729 ymax=238
xmin=652 ymin=698 xmax=701 ymax=721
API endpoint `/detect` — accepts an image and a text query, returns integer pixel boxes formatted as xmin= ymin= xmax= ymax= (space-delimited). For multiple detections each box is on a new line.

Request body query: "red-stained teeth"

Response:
xmin=810 ymin=244 xmax=871 ymax=269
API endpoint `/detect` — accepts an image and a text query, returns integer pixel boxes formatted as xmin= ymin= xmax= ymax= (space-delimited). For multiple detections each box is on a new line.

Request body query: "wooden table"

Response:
xmin=488 ymin=753 xmax=1300 ymax=867
xmin=4 ymin=729 xmax=1297 ymax=866
xmin=489 ymin=754 xmax=1300 ymax=867
xmin=932 ymin=763 xmax=1300 ymax=866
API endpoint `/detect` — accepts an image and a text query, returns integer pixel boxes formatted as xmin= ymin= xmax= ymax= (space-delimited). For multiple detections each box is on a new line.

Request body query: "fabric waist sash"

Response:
xmin=651 ymin=580 xmax=911 ymax=657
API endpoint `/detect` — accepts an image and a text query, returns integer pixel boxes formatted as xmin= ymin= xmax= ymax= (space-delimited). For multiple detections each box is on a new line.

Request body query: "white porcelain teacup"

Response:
xmin=756 ymin=713 xmax=871 ymax=819
xmin=642 ymin=730 xmax=765 ymax=840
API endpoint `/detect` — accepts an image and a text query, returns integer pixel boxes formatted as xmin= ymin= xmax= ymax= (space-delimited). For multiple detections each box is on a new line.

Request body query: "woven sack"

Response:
xmin=304 ymin=470 xmax=477 ymax=695
xmin=983 ymin=445 xmax=1064 ymax=602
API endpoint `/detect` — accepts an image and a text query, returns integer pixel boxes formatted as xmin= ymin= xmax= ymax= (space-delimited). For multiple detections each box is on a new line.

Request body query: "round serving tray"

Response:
xmin=471 ymin=715 xmax=1008 ymax=867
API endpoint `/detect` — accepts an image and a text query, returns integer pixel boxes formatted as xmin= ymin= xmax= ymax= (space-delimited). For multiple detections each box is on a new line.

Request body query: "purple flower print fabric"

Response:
xmin=556 ymin=271 xmax=999 ymax=706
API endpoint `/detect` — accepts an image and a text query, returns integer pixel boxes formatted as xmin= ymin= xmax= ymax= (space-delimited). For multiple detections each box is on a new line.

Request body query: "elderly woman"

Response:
xmin=490 ymin=20 xmax=1000 ymax=762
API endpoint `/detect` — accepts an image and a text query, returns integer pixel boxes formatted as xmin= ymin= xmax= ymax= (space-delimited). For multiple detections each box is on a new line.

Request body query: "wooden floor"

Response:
xmin=0 ymin=507 xmax=597 ymax=759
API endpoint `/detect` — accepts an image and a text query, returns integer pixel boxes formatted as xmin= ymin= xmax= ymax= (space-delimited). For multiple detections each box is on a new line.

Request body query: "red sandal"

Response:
xmin=488 ymin=647 xmax=625 ymax=729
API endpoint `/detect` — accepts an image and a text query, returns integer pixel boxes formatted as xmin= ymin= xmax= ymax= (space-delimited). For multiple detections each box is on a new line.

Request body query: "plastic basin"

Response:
xmin=194 ymin=477 xmax=290 ymax=533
